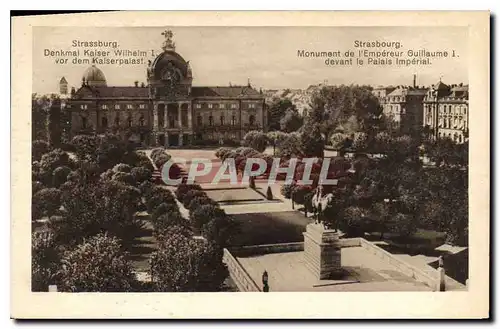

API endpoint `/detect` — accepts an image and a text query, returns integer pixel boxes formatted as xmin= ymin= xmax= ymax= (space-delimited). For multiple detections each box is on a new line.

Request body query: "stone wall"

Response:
xmin=357 ymin=238 xmax=439 ymax=290
xmin=222 ymin=248 xmax=261 ymax=292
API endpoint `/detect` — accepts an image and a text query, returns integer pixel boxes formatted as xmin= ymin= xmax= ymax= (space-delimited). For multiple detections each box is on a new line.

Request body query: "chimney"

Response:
xmin=140 ymin=82 xmax=145 ymax=88
xmin=134 ymin=81 xmax=139 ymax=87
xmin=413 ymin=74 xmax=416 ymax=88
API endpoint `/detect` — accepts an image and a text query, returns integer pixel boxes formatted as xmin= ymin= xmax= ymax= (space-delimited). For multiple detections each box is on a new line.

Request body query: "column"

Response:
xmin=153 ymin=103 xmax=159 ymax=129
xmin=164 ymin=104 xmax=169 ymax=129
xmin=179 ymin=133 xmax=183 ymax=146
xmin=178 ymin=102 xmax=183 ymax=128
xmin=187 ymin=103 xmax=192 ymax=129
xmin=164 ymin=133 xmax=169 ymax=147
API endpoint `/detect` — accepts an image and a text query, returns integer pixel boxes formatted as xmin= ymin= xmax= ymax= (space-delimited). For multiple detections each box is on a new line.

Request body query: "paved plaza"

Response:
xmin=237 ymin=247 xmax=433 ymax=292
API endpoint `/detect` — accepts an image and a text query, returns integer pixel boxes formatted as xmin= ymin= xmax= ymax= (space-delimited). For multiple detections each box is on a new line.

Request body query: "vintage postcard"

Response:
xmin=11 ymin=11 xmax=489 ymax=318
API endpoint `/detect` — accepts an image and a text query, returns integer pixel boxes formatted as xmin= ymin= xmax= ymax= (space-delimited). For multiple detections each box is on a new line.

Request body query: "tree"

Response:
xmin=96 ymin=134 xmax=128 ymax=170
xmin=215 ymin=147 xmax=232 ymax=159
xmin=38 ymin=149 xmax=73 ymax=185
xmin=387 ymin=213 xmax=417 ymax=238
xmin=280 ymin=108 xmax=303 ymax=133
xmin=151 ymin=202 xmax=181 ymax=223
xmin=307 ymin=85 xmax=382 ymax=138
xmin=154 ymin=211 xmax=188 ymax=234
xmin=190 ymin=204 xmax=226 ymax=230
xmin=113 ymin=163 xmax=132 ymax=173
xmin=53 ymin=180 xmax=142 ymax=245
xmin=59 ymin=233 xmax=137 ymax=292
xmin=242 ymin=131 xmax=268 ymax=153
xmin=330 ymin=132 xmax=349 ymax=151
xmin=146 ymin=186 xmax=176 ymax=213
xmin=351 ymin=132 xmax=368 ymax=153
xmin=32 ymin=232 xmax=61 ymax=291
xmin=71 ymin=135 xmax=99 ymax=161
xmin=266 ymin=131 xmax=288 ymax=156
xmin=340 ymin=206 xmax=366 ymax=237
xmin=277 ymin=132 xmax=302 ymax=158
xmin=130 ymin=166 xmax=152 ymax=185
xmin=52 ymin=166 xmax=71 ymax=188
xmin=32 ymin=140 xmax=51 ymax=162
xmin=300 ymin=123 xmax=324 ymax=158
xmin=201 ymin=215 xmax=240 ymax=247
xmin=32 ymin=188 xmax=62 ymax=219
xmin=371 ymin=202 xmax=391 ymax=239
xmin=112 ymin=172 xmax=136 ymax=186
xmin=150 ymin=227 xmax=228 ymax=292
xmin=267 ymin=98 xmax=296 ymax=131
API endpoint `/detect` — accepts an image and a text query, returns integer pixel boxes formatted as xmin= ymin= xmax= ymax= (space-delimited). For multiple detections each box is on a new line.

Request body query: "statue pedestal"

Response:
xmin=303 ymin=223 xmax=342 ymax=280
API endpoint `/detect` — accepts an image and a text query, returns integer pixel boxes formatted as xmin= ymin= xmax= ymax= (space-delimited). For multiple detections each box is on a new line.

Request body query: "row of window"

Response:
xmin=194 ymin=103 xmax=257 ymax=109
xmin=80 ymin=104 xmax=147 ymax=110
xmin=80 ymin=103 xmax=260 ymax=110
xmin=439 ymin=131 xmax=464 ymax=143
xmin=426 ymin=105 xmax=467 ymax=115
xmin=197 ymin=115 xmax=256 ymax=126
xmin=80 ymin=115 xmax=146 ymax=129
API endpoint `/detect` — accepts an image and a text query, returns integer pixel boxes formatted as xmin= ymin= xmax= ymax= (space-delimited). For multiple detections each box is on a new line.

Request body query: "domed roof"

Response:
xmin=83 ymin=65 xmax=107 ymax=87
xmin=151 ymin=50 xmax=189 ymax=80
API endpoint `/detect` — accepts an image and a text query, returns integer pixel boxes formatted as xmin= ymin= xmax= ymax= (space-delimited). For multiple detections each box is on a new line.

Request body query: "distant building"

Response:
xmin=423 ymin=81 xmax=469 ymax=144
xmin=62 ymin=30 xmax=267 ymax=147
xmin=374 ymin=75 xmax=427 ymax=136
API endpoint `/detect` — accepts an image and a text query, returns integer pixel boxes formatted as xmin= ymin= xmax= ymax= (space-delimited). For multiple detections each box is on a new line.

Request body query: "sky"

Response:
xmin=33 ymin=26 xmax=468 ymax=94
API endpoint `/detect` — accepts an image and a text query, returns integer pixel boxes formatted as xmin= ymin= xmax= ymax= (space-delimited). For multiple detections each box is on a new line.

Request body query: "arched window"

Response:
xmin=249 ymin=115 xmax=255 ymax=125
xmin=459 ymin=134 xmax=463 ymax=143
xmin=209 ymin=116 xmax=213 ymax=126
xmin=115 ymin=115 xmax=120 ymax=127
xmin=220 ymin=115 xmax=225 ymax=125
xmin=139 ymin=115 xmax=145 ymax=126
xmin=128 ymin=115 xmax=132 ymax=128
xmin=231 ymin=115 xmax=236 ymax=126
xmin=197 ymin=115 xmax=202 ymax=126
xmin=101 ymin=117 xmax=108 ymax=128
xmin=81 ymin=116 xmax=88 ymax=129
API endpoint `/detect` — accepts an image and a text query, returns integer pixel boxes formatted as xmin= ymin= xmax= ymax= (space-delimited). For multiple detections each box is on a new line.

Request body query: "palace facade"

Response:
xmin=373 ymin=76 xmax=469 ymax=144
xmin=63 ymin=30 xmax=267 ymax=147
xmin=423 ymin=81 xmax=469 ymax=144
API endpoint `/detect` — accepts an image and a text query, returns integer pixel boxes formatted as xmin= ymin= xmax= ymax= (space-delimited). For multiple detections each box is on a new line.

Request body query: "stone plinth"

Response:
xmin=303 ymin=223 xmax=342 ymax=280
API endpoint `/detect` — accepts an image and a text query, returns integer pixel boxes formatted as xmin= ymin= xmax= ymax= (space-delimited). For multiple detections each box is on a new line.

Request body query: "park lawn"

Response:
xmin=230 ymin=211 xmax=313 ymax=247
xmin=388 ymin=229 xmax=447 ymax=245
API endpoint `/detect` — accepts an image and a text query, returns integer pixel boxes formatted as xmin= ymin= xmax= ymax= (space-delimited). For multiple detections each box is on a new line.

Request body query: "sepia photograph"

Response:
xmin=11 ymin=11 xmax=490 ymax=319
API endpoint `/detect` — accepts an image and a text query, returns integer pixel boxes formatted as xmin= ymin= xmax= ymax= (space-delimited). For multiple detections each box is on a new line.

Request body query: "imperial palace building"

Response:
xmin=61 ymin=30 xmax=267 ymax=147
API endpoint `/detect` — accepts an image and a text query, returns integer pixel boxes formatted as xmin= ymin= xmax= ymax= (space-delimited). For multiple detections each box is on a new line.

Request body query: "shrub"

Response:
xmin=130 ymin=166 xmax=152 ymax=184
xmin=112 ymin=172 xmax=136 ymax=186
xmin=59 ymin=233 xmax=136 ymax=292
xmin=52 ymin=166 xmax=72 ymax=188
xmin=181 ymin=189 xmax=207 ymax=207
xmin=190 ymin=204 xmax=226 ymax=230
xmin=32 ymin=140 xmax=51 ymax=162
xmin=151 ymin=202 xmax=181 ymax=222
xmin=187 ymin=196 xmax=217 ymax=212
xmin=113 ymin=163 xmax=132 ymax=173
xmin=154 ymin=212 xmax=188 ymax=234
xmin=32 ymin=188 xmax=62 ymax=218
xmin=215 ymin=147 xmax=232 ymax=159
xmin=150 ymin=229 xmax=228 ymax=292
xmin=280 ymin=183 xmax=294 ymax=199
xmin=146 ymin=186 xmax=176 ymax=213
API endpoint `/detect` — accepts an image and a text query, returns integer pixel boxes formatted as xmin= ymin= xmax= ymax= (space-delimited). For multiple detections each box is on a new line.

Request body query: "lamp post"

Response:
xmin=262 ymin=270 xmax=269 ymax=292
